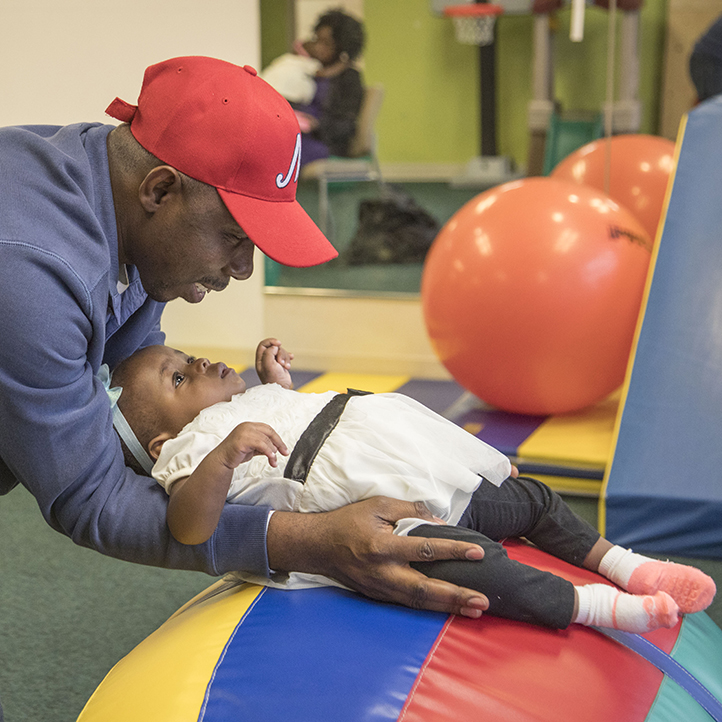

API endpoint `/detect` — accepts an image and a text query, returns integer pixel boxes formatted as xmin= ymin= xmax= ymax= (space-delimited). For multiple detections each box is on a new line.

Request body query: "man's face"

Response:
xmin=126 ymin=345 xmax=246 ymax=437
xmin=135 ymin=184 xmax=255 ymax=304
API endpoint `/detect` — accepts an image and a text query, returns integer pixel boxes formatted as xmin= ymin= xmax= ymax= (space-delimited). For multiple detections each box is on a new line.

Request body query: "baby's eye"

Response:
xmin=173 ymin=372 xmax=184 ymax=388
xmin=187 ymin=356 xmax=196 ymax=364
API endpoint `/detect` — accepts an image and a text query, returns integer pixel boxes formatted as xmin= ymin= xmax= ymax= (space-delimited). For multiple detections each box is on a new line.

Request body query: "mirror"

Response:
xmin=259 ymin=0 xmax=502 ymax=298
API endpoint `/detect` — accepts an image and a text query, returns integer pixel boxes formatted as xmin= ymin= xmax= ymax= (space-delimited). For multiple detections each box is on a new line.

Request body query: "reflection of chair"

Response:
xmin=542 ymin=110 xmax=603 ymax=175
xmin=301 ymin=84 xmax=385 ymax=237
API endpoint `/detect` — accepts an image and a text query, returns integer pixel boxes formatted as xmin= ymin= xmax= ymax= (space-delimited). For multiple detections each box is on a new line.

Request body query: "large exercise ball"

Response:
xmin=421 ymin=177 xmax=652 ymax=416
xmin=551 ymin=134 xmax=676 ymax=242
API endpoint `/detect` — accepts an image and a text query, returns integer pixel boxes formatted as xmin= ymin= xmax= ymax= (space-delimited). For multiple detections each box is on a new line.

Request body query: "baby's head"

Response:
xmin=111 ymin=345 xmax=246 ymax=473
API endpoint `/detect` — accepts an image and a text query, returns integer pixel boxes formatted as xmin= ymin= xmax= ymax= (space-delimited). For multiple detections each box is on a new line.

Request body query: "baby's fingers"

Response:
xmin=275 ymin=345 xmax=294 ymax=369
xmin=263 ymin=425 xmax=289 ymax=456
xmin=249 ymin=424 xmax=289 ymax=467
xmin=255 ymin=338 xmax=280 ymax=365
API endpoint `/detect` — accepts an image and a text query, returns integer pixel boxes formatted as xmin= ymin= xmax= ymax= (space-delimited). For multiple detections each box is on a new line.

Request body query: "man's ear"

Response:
xmin=138 ymin=166 xmax=182 ymax=214
xmin=149 ymin=431 xmax=175 ymax=461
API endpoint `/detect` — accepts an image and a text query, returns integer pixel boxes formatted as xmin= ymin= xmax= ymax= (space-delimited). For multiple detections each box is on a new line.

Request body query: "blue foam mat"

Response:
xmin=603 ymin=100 xmax=722 ymax=558
xmin=200 ymin=586 xmax=446 ymax=722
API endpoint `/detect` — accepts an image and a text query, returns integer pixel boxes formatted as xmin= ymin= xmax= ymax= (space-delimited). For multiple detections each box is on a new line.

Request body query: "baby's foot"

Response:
xmin=574 ymin=584 xmax=679 ymax=633
xmin=623 ymin=590 xmax=680 ymax=632
xmin=627 ymin=561 xmax=716 ymax=614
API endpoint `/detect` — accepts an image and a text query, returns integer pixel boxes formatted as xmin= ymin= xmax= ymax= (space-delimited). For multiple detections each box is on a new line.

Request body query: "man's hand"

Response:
xmin=266 ymin=497 xmax=489 ymax=618
xmin=256 ymin=337 xmax=294 ymax=389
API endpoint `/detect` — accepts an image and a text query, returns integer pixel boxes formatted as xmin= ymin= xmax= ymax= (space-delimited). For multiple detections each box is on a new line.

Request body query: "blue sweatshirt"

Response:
xmin=0 ymin=123 xmax=270 ymax=576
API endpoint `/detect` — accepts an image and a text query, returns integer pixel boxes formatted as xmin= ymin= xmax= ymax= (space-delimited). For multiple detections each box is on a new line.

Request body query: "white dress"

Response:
xmin=154 ymin=384 xmax=511 ymax=588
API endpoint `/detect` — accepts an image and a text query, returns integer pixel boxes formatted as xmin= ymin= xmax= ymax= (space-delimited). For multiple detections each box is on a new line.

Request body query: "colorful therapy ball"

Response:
xmin=421 ymin=177 xmax=653 ymax=416
xmin=551 ymin=134 xmax=676 ymax=242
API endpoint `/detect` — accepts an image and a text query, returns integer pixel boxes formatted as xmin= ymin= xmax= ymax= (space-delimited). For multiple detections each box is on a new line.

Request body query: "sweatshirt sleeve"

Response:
xmin=0 ymin=241 xmax=271 ymax=577
xmin=141 ymin=317 xmax=166 ymax=349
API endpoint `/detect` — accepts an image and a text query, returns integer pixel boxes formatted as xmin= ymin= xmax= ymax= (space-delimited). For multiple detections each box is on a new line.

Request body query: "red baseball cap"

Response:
xmin=105 ymin=56 xmax=337 ymax=267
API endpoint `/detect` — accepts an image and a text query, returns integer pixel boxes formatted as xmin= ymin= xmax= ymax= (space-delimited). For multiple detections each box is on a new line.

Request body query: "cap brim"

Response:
xmin=218 ymin=189 xmax=338 ymax=268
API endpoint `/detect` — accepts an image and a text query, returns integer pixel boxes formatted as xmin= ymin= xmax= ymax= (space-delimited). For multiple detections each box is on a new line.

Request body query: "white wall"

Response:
xmin=0 ymin=0 xmax=266 ymax=355
xmin=265 ymin=291 xmax=450 ymax=379
xmin=0 ymin=1 xmax=262 ymax=125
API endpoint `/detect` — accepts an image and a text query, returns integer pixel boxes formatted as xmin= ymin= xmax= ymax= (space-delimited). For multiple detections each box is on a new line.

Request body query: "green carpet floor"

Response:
xmin=2 ymin=483 xmax=721 ymax=722
xmin=0 ymin=485 xmax=210 ymax=722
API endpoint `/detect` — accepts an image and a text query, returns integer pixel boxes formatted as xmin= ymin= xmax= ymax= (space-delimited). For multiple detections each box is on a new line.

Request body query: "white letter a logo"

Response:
xmin=276 ymin=134 xmax=302 ymax=189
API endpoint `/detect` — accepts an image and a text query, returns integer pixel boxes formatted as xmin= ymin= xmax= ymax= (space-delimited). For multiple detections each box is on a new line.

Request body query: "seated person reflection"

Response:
xmin=262 ymin=9 xmax=365 ymax=167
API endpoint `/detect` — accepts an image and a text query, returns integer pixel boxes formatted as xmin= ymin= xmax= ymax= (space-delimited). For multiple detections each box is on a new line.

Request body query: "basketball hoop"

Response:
xmin=444 ymin=4 xmax=504 ymax=47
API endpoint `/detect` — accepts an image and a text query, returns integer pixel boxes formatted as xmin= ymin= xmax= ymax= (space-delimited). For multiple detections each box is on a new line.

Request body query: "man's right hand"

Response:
xmin=266 ymin=497 xmax=489 ymax=618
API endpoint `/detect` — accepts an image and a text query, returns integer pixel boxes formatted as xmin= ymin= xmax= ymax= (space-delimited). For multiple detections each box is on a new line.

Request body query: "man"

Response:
xmin=0 ymin=56 xmax=488 ymax=622
xmin=690 ymin=14 xmax=722 ymax=103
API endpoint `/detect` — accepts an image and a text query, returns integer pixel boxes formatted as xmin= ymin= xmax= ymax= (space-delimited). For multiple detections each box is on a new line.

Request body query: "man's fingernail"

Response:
xmin=467 ymin=595 xmax=488 ymax=609
xmin=465 ymin=546 xmax=483 ymax=560
xmin=460 ymin=607 xmax=483 ymax=618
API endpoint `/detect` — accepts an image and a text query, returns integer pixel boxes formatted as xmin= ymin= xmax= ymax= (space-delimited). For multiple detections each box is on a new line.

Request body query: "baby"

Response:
xmin=104 ymin=339 xmax=716 ymax=633
xmin=260 ymin=51 xmax=321 ymax=107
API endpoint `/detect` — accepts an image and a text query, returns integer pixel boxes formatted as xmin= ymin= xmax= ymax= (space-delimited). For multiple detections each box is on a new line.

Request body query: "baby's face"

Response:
xmin=129 ymin=346 xmax=246 ymax=436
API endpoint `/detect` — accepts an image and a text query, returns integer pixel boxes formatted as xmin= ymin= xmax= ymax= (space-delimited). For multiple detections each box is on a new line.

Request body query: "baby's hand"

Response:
xmin=216 ymin=422 xmax=289 ymax=470
xmin=256 ymin=337 xmax=294 ymax=389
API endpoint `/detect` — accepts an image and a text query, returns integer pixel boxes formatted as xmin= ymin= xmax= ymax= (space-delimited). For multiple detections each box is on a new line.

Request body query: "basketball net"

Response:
xmin=444 ymin=5 xmax=503 ymax=47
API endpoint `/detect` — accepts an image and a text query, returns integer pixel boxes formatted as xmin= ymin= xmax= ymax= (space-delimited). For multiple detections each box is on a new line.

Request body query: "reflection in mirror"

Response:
xmin=265 ymin=180 xmax=483 ymax=295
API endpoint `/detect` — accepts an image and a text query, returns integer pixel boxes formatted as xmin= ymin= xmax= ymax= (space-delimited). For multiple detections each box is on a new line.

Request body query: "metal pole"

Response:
xmin=479 ymin=41 xmax=497 ymax=157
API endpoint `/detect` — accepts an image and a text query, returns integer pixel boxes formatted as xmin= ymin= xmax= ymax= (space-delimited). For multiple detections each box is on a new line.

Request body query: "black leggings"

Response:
xmin=409 ymin=476 xmax=601 ymax=629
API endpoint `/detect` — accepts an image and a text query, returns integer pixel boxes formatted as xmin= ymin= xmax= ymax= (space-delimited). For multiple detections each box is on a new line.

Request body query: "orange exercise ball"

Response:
xmin=551 ymin=134 xmax=676 ymax=243
xmin=421 ymin=177 xmax=652 ymax=416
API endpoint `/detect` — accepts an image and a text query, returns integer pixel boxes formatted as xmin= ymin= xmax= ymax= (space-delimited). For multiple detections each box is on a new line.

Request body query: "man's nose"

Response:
xmin=226 ymin=240 xmax=255 ymax=281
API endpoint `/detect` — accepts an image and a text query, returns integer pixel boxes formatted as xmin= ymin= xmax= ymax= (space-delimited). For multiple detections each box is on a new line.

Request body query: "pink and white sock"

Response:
xmin=573 ymin=584 xmax=679 ymax=633
xmin=598 ymin=546 xmax=716 ymax=614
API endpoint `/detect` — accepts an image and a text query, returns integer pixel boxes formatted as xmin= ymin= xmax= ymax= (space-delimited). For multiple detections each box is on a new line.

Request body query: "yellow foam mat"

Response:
xmin=517 ymin=391 xmax=620 ymax=468
xmin=531 ymin=474 xmax=603 ymax=497
xmin=297 ymin=371 xmax=410 ymax=395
